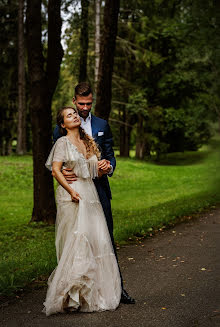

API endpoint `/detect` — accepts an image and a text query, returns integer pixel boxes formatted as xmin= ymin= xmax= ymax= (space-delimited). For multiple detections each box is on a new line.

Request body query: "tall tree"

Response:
xmin=95 ymin=0 xmax=120 ymax=120
xmin=0 ymin=0 xmax=18 ymax=155
xmin=17 ymin=0 xmax=26 ymax=155
xmin=26 ymin=0 xmax=63 ymax=223
xmin=94 ymin=0 xmax=101 ymax=88
xmin=79 ymin=0 xmax=89 ymax=82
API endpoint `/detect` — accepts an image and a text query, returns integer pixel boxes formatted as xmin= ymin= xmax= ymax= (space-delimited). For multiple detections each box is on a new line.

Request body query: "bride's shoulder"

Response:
xmin=54 ymin=136 xmax=67 ymax=145
xmin=52 ymin=136 xmax=68 ymax=152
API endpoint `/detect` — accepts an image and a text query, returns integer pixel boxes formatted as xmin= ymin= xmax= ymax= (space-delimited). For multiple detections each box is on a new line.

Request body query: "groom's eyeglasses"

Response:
xmin=78 ymin=102 xmax=92 ymax=106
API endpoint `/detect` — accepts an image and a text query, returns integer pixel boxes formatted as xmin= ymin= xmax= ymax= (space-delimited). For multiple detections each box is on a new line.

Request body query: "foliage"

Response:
xmin=52 ymin=0 xmax=96 ymax=122
xmin=1 ymin=0 xmax=219 ymax=157
xmin=112 ymin=0 xmax=219 ymax=157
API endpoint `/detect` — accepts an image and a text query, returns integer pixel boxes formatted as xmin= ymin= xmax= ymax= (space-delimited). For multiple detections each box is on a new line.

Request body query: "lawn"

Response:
xmin=0 ymin=137 xmax=219 ymax=295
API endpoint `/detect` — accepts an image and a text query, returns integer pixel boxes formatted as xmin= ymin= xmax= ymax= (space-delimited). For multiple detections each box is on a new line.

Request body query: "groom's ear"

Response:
xmin=72 ymin=97 xmax=76 ymax=104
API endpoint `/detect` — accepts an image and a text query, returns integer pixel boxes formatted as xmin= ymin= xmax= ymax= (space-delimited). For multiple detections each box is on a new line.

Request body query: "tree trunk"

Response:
xmin=79 ymin=0 xmax=89 ymax=82
xmin=47 ymin=0 xmax=64 ymax=98
xmin=135 ymin=114 xmax=145 ymax=159
xmin=119 ymin=108 xmax=133 ymax=157
xmin=17 ymin=0 xmax=26 ymax=155
xmin=95 ymin=0 xmax=120 ymax=121
xmin=26 ymin=0 xmax=63 ymax=224
xmin=94 ymin=0 xmax=101 ymax=89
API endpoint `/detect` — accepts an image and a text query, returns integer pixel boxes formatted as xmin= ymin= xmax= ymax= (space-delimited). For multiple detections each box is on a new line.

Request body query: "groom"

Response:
xmin=53 ymin=82 xmax=135 ymax=304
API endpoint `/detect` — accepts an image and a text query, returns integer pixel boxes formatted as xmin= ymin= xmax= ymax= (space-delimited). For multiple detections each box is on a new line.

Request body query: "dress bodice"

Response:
xmin=45 ymin=136 xmax=98 ymax=179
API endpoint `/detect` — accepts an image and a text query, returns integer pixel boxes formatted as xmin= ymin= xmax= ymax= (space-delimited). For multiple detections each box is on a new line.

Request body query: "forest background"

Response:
xmin=0 ymin=0 xmax=220 ymax=294
xmin=2 ymin=0 xmax=220 ymax=159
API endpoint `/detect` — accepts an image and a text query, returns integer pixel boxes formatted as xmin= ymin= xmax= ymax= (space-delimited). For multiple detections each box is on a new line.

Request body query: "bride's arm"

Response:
xmin=52 ymin=161 xmax=81 ymax=202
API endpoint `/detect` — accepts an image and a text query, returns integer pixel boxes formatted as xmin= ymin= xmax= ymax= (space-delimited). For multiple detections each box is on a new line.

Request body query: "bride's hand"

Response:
xmin=70 ymin=190 xmax=81 ymax=202
xmin=98 ymin=159 xmax=111 ymax=174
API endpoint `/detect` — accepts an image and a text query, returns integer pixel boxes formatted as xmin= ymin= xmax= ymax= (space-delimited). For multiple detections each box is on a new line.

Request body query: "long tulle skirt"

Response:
xmin=42 ymin=179 xmax=121 ymax=316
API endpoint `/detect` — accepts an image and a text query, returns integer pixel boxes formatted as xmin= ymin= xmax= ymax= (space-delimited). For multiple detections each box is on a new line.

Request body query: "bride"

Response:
xmin=42 ymin=107 xmax=121 ymax=316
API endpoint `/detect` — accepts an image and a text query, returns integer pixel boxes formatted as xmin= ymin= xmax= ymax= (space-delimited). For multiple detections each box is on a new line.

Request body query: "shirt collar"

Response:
xmin=80 ymin=112 xmax=91 ymax=123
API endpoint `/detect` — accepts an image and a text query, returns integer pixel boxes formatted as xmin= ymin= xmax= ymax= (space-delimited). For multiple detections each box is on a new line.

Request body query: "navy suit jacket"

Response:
xmin=53 ymin=114 xmax=116 ymax=199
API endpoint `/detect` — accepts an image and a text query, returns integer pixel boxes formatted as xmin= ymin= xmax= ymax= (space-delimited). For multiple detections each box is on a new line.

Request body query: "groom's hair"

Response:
xmin=75 ymin=82 xmax=92 ymax=98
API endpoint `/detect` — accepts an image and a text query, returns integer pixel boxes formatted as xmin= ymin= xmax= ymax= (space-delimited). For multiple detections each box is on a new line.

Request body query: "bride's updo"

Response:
xmin=57 ymin=106 xmax=101 ymax=159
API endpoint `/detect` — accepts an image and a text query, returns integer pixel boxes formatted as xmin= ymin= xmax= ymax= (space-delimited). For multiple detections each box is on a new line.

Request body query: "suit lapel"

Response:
xmin=91 ymin=115 xmax=98 ymax=140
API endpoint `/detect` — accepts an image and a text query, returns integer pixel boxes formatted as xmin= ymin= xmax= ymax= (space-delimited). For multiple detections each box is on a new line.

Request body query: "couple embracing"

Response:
xmin=42 ymin=82 xmax=135 ymax=316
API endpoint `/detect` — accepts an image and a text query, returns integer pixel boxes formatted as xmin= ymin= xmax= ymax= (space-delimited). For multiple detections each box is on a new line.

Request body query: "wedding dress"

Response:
xmin=42 ymin=136 xmax=121 ymax=316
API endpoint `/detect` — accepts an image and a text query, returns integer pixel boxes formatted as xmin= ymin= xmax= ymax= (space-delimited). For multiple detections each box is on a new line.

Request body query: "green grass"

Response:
xmin=0 ymin=138 xmax=219 ymax=296
xmin=111 ymin=139 xmax=220 ymax=241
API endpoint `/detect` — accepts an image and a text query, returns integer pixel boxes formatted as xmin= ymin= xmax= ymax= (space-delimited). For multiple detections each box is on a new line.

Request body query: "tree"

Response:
xmin=94 ymin=0 xmax=101 ymax=88
xmin=50 ymin=0 xmax=220 ymax=160
xmin=79 ymin=0 xmax=89 ymax=82
xmin=26 ymin=0 xmax=63 ymax=223
xmin=17 ymin=0 xmax=26 ymax=155
xmin=95 ymin=0 xmax=120 ymax=120
xmin=113 ymin=2 xmax=137 ymax=156
xmin=0 ymin=0 xmax=18 ymax=155
xmin=116 ymin=0 xmax=216 ymax=158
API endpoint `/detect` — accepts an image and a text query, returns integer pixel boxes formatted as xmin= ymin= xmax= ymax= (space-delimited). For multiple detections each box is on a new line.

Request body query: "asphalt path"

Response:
xmin=1 ymin=207 xmax=220 ymax=327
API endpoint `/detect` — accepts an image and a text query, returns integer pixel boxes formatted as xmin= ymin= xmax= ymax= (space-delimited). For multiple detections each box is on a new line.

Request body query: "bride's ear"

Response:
xmin=61 ymin=123 xmax=66 ymax=129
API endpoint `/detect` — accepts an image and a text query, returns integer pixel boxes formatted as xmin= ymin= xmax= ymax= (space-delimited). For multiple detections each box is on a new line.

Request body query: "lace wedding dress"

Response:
xmin=42 ymin=136 xmax=121 ymax=316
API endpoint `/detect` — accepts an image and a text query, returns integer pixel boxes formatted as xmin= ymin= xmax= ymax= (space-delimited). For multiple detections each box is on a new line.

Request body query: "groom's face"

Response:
xmin=73 ymin=93 xmax=93 ymax=121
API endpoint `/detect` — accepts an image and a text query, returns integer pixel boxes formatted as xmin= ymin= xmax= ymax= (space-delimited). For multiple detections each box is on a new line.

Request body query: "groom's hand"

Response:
xmin=62 ymin=168 xmax=77 ymax=184
xmin=98 ymin=159 xmax=111 ymax=174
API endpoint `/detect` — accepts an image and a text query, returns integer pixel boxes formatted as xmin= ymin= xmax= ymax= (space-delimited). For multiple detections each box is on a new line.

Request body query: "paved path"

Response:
xmin=1 ymin=207 xmax=220 ymax=327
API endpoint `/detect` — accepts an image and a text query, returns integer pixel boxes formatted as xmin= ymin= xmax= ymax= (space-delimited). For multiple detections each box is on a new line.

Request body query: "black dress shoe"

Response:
xmin=120 ymin=289 xmax=135 ymax=304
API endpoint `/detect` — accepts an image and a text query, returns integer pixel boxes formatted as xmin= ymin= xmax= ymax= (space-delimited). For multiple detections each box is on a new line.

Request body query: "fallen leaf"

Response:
xmin=201 ymin=268 xmax=206 ymax=271
xmin=161 ymin=307 xmax=167 ymax=310
xmin=128 ymin=257 xmax=134 ymax=261
xmin=181 ymin=294 xmax=185 ymax=297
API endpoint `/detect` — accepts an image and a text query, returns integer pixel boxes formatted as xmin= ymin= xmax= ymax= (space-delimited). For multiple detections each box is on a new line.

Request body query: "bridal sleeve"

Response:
xmin=45 ymin=137 xmax=68 ymax=171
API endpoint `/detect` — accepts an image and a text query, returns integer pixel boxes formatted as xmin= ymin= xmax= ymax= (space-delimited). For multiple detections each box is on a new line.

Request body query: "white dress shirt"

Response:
xmin=80 ymin=112 xmax=92 ymax=137
xmin=80 ymin=113 xmax=113 ymax=175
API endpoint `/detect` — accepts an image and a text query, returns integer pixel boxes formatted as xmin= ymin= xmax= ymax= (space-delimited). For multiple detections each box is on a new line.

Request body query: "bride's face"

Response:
xmin=61 ymin=108 xmax=81 ymax=130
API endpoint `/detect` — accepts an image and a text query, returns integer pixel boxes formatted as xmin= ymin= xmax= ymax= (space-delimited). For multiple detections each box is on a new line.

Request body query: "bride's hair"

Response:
xmin=57 ymin=106 xmax=101 ymax=159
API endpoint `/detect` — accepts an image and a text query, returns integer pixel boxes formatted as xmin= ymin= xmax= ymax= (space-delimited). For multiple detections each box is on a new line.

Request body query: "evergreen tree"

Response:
xmin=26 ymin=0 xmax=63 ymax=223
